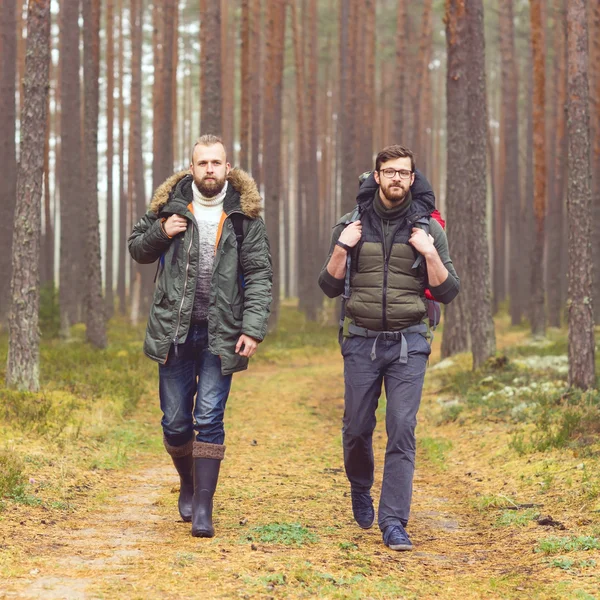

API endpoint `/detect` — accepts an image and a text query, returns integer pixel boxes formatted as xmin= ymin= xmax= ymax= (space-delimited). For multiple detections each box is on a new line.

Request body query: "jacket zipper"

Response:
xmin=380 ymin=218 xmax=391 ymax=331
xmin=173 ymin=219 xmax=195 ymax=356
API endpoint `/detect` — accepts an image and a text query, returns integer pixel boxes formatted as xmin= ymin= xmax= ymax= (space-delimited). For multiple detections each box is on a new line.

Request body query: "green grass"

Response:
xmin=0 ymin=450 xmax=24 ymax=499
xmin=419 ymin=436 xmax=452 ymax=470
xmin=535 ymin=536 xmax=600 ymax=555
xmin=494 ymin=508 xmax=539 ymax=527
xmin=244 ymin=522 xmax=319 ymax=546
xmin=549 ymin=557 xmax=597 ymax=571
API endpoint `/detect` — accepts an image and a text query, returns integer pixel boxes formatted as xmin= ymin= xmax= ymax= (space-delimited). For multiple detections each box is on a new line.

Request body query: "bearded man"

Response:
xmin=129 ymin=135 xmax=272 ymax=538
xmin=318 ymin=145 xmax=459 ymax=551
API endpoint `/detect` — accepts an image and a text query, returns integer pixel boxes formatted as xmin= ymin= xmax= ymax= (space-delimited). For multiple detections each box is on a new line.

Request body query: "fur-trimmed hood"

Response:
xmin=148 ymin=167 xmax=263 ymax=219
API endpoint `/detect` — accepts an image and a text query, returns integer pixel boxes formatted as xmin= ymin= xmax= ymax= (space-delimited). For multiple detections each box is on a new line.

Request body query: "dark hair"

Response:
xmin=375 ymin=145 xmax=415 ymax=173
xmin=191 ymin=134 xmax=227 ymax=163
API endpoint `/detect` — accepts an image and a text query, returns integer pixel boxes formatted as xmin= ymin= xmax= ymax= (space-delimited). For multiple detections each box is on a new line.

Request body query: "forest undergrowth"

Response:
xmin=0 ymin=301 xmax=599 ymax=599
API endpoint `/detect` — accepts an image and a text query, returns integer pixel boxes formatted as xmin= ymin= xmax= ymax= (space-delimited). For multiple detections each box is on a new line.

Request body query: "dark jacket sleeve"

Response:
xmin=318 ymin=223 xmax=346 ymax=298
xmin=240 ymin=217 xmax=273 ymax=342
xmin=128 ymin=210 xmax=173 ymax=265
xmin=427 ymin=219 xmax=460 ymax=304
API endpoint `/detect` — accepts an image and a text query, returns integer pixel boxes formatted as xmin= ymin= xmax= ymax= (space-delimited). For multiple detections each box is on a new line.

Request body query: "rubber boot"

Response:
xmin=164 ymin=438 xmax=194 ymax=522
xmin=191 ymin=442 xmax=225 ymax=538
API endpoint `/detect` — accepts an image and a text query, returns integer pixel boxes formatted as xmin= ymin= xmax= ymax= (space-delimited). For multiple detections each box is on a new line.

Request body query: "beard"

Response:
xmin=380 ymin=182 xmax=409 ymax=204
xmin=194 ymin=174 xmax=227 ymax=197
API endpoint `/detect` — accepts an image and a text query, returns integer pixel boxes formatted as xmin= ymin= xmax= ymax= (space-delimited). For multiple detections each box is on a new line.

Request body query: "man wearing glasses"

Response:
xmin=318 ymin=145 xmax=459 ymax=551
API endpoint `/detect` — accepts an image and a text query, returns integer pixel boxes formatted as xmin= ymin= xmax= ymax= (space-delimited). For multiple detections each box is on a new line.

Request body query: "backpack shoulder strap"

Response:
xmin=411 ymin=215 xmax=431 ymax=270
xmin=340 ymin=206 xmax=361 ymax=328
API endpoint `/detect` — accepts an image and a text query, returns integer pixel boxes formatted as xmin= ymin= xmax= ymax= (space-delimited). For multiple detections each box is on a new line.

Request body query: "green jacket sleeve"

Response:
xmin=427 ymin=219 xmax=460 ymax=304
xmin=240 ymin=217 xmax=273 ymax=341
xmin=128 ymin=211 xmax=173 ymax=265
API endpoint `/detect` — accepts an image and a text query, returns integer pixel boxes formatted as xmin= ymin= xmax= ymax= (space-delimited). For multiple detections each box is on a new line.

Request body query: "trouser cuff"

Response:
xmin=163 ymin=436 xmax=194 ymax=458
xmin=193 ymin=441 xmax=226 ymax=460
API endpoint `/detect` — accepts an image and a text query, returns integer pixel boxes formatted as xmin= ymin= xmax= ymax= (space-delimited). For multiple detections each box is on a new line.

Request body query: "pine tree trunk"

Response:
xmin=116 ymin=0 xmax=127 ymax=314
xmin=441 ymin=0 xmax=469 ymax=359
xmin=392 ymin=0 xmax=407 ymax=143
xmin=566 ymin=0 xmax=595 ymax=389
xmin=59 ymin=0 xmax=83 ymax=337
xmin=530 ymin=0 xmax=547 ymax=337
xmin=262 ymin=0 xmax=286 ymax=328
xmin=105 ymin=0 xmax=115 ymax=317
xmin=7 ymin=0 xmax=51 ymax=391
xmin=250 ymin=0 xmax=263 ymax=187
xmin=221 ymin=0 xmax=234 ymax=156
xmin=546 ymin=0 xmax=567 ymax=328
xmin=82 ymin=0 xmax=106 ymax=348
xmin=153 ymin=0 xmax=176 ymax=190
xmin=0 ymin=0 xmax=17 ymax=321
xmin=499 ymin=0 xmax=522 ymax=325
xmin=200 ymin=0 xmax=222 ymax=135
xmin=465 ymin=0 xmax=496 ymax=369
xmin=239 ymin=0 xmax=251 ymax=171
xmin=590 ymin=0 xmax=600 ymax=323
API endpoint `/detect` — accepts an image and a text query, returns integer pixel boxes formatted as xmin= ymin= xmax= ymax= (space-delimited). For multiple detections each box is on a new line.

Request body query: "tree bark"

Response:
xmin=546 ymin=0 xmax=567 ymax=328
xmin=0 ymin=0 xmax=17 ymax=321
xmin=529 ymin=0 xmax=547 ymax=336
xmin=239 ymin=0 xmax=251 ymax=171
xmin=105 ymin=0 xmax=115 ymax=317
xmin=441 ymin=0 xmax=469 ymax=358
xmin=200 ymin=0 xmax=222 ymax=135
xmin=262 ymin=0 xmax=286 ymax=328
xmin=392 ymin=0 xmax=407 ymax=143
xmin=566 ymin=0 xmax=595 ymax=389
xmin=59 ymin=0 xmax=83 ymax=337
xmin=590 ymin=0 xmax=600 ymax=323
xmin=7 ymin=0 xmax=51 ymax=391
xmin=116 ymin=0 xmax=127 ymax=314
xmin=465 ymin=0 xmax=496 ymax=368
xmin=82 ymin=0 xmax=106 ymax=348
xmin=498 ymin=0 xmax=521 ymax=325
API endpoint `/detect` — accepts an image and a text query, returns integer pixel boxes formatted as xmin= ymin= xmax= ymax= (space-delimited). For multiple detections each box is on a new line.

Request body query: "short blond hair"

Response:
xmin=191 ymin=135 xmax=227 ymax=163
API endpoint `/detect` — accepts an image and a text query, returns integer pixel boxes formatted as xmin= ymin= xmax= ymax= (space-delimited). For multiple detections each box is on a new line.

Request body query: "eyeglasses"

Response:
xmin=380 ymin=168 xmax=413 ymax=180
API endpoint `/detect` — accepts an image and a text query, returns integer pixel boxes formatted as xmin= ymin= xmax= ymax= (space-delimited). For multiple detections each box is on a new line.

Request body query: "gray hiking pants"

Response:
xmin=341 ymin=332 xmax=430 ymax=530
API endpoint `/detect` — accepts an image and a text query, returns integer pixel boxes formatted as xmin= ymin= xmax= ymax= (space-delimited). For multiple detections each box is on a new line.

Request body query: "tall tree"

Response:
xmin=591 ymin=1 xmax=600 ymax=323
xmin=566 ymin=0 xmax=595 ymax=389
xmin=0 ymin=0 xmax=17 ymax=320
xmin=153 ymin=0 xmax=176 ymax=191
xmin=546 ymin=0 xmax=567 ymax=327
xmin=250 ymin=0 xmax=263 ymax=186
xmin=7 ymin=0 xmax=51 ymax=391
xmin=129 ymin=0 xmax=148 ymax=324
xmin=498 ymin=0 xmax=521 ymax=325
xmin=529 ymin=0 xmax=547 ymax=336
xmin=59 ymin=0 xmax=83 ymax=336
xmin=221 ymin=0 xmax=234 ymax=154
xmin=465 ymin=0 xmax=496 ymax=368
xmin=262 ymin=0 xmax=286 ymax=327
xmin=441 ymin=0 xmax=469 ymax=358
xmin=239 ymin=0 xmax=251 ymax=171
xmin=82 ymin=0 xmax=106 ymax=348
xmin=116 ymin=0 xmax=127 ymax=314
xmin=392 ymin=0 xmax=407 ymax=143
xmin=105 ymin=0 xmax=115 ymax=316
xmin=200 ymin=0 xmax=222 ymax=135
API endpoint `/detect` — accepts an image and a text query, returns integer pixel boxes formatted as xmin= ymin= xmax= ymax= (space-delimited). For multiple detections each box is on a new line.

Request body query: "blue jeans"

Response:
xmin=158 ymin=323 xmax=232 ymax=446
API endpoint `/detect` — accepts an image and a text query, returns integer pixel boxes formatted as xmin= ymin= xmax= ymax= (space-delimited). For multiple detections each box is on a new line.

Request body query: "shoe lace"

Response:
xmin=351 ymin=492 xmax=373 ymax=511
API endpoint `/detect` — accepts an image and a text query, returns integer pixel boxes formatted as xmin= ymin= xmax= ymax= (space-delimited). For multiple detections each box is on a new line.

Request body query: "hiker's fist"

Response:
xmin=409 ymin=228 xmax=435 ymax=256
xmin=236 ymin=334 xmax=258 ymax=358
xmin=163 ymin=215 xmax=187 ymax=237
xmin=338 ymin=221 xmax=362 ymax=248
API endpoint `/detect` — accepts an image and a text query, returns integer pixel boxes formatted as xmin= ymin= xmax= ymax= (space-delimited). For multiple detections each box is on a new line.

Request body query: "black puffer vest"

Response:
xmin=345 ymin=172 xmax=435 ymax=332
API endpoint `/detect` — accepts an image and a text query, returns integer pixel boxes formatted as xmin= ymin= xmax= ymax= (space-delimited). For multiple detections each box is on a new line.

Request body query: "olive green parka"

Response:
xmin=128 ymin=168 xmax=272 ymax=375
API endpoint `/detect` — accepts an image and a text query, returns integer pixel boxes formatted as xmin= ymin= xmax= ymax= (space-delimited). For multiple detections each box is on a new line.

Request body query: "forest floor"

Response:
xmin=0 ymin=303 xmax=599 ymax=599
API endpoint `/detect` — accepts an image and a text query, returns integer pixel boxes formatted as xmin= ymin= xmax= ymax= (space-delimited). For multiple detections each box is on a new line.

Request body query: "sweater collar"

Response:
xmin=373 ymin=189 xmax=413 ymax=221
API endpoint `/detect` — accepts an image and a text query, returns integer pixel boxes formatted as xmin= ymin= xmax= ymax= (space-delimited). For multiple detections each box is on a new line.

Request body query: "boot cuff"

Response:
xmin=193 ymin=441 xmax=226 ymax=460
xmin=163 ymin=436 xmax=194 ymax=458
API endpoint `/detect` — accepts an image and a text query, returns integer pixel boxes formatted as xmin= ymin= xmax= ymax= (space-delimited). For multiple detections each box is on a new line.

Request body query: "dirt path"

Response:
xmin=0 ymin=349 xmax=595 ymax=599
